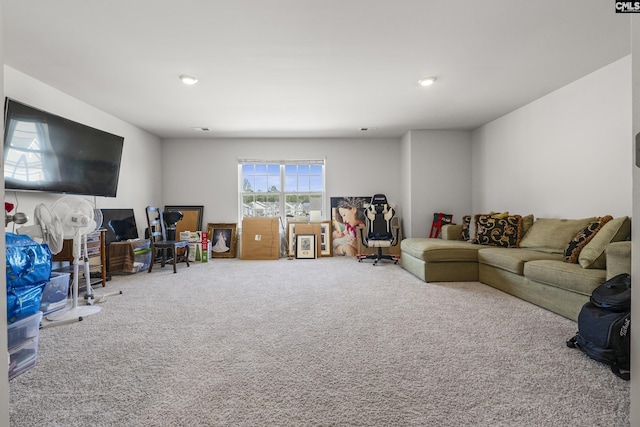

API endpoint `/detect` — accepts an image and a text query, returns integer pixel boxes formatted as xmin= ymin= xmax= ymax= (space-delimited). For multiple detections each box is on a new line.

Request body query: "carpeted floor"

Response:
xmin=9 ymin=257 xmax=630 ymax=426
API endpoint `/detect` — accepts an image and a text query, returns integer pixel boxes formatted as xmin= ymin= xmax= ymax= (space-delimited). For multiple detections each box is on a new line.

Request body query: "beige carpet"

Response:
xmin=9 ymin=257 xmax=630 ymax=426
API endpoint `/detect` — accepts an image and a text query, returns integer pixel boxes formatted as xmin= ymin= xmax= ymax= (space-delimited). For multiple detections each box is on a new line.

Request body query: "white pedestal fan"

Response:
xmin=46 ymin=196 xmax=102 ymax=322
xmin=16 ymin=203 xmax=65 ymax=255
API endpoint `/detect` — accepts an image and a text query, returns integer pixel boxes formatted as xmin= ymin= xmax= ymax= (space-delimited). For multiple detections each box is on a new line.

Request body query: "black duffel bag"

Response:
xmin=567 ymin=273 xmax=631 ymax=380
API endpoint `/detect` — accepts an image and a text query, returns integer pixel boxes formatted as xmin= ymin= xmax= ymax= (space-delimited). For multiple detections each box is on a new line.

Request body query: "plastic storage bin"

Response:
xmin=39 ymin=272 xmax=70 ymax=315
xmin=133 ymin=239 xmax=151 ymax=272
xmin=8 ymin=311 xmax=43 ymax=380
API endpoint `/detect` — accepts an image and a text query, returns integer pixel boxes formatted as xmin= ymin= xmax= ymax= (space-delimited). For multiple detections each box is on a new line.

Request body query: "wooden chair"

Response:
xmin=145 ymin=206 xmax=190 ymax=273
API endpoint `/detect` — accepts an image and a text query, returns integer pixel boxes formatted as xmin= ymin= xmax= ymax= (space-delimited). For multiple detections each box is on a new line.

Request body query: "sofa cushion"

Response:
xmin=400 ymin=238 xmax=480 ymax=262
xmin=478 ymin=247 xmax=562 ymax=275
xmin=472 ymin=214 xmax=522 ymax=248
xmin=524 ymin=259 xmax=606 ymax=296
xmin=578 ymin=216 xmax=631 ymax=269
xmin=606 ymin=241 xmax=632 ymax=280
xmin=563 ymin=216 xmax=612 ymax=263
xmin=519 ymin=217 xmax=596 ymax=254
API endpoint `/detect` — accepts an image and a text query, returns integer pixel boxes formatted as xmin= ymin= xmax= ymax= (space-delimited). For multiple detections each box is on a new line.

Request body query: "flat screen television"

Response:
xmin=3 ymin=98 xmax=125 ymax=197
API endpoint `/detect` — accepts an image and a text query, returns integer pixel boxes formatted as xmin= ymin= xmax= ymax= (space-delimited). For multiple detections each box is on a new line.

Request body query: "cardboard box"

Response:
xmin=180 ymin=231 xmax=202 ymax=261
xmin=241 ymin=217 xmax=280 ymax=260
xmin=201 ymin=232 xmax=209 ymax=263
xmin=179 ymin=231 xmax=201 ymax=243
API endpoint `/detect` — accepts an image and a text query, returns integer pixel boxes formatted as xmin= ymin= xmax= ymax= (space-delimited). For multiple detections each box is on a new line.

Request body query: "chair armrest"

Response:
xmin=357 ymin=225 xmax=367 ymax=250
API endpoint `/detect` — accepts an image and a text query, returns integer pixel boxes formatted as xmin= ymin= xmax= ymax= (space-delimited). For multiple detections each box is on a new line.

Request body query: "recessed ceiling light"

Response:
xmin=179 ymin=75 xmax=198 ymax=85
xmin=418 ymin=76 xmax=437 ymax=87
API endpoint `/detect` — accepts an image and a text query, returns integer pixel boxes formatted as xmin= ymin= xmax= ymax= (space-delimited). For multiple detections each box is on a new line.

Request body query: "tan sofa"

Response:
xmin=400 ymin=216 xmax=631 ymax=321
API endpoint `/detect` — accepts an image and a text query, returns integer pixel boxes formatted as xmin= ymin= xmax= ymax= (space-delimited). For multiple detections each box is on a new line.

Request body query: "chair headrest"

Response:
xmin=369 ymin=194 xmax=388 ymax=206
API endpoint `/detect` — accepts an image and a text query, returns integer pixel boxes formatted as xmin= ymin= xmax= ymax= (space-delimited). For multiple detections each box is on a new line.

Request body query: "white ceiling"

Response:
xmin=3 ymin=0 xmax=631 ymax=139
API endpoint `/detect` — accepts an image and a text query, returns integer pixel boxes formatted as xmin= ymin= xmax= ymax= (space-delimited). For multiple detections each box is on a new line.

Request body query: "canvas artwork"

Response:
xmin=330 ymin=196 xmax=370 ymax=256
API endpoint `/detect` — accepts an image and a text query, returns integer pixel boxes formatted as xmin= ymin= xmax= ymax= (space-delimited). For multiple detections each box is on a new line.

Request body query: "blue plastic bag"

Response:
xmin=7 ymin=283 xmax=45 ymax=324
xmin=5 ymin=233 xmax=52 ymax=289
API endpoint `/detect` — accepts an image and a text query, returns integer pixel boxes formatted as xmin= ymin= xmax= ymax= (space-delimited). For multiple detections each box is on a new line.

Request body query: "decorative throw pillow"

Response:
xmin=472 ymin=214 xmax=523 ymax=248
xmin=489 ymin=211 xmax=509 ymax=219
xmin=459 ymin=215 xmax=471 ymax=241
xmin=563 ymin=216 xmax=613 ymax=263
xmin=520 ymin=217 xmax=597 ymax=254
xmin=579 ymin=216 xmax=631 ymax=269
xmin=521 ymin=214 xmax=535 ymax=236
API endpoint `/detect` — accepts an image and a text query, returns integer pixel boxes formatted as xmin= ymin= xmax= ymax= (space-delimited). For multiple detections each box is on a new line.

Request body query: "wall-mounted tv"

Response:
xmin=3 ymin=98 xmax=125 ymax=197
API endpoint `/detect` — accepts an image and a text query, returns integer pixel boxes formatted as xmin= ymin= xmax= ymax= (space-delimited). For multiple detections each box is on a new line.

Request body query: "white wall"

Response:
xmin=3 ymin=67 xmax=162 ymax=238
xmin=161 ymin=137 xmax=402 ymax=226
xmin=400 ymin=132 xmax=413 ymax=236
xmin=403 ymin=130 xmax=473 ymax=238
xmin=471 ymin=55 xmax=632 ymax=219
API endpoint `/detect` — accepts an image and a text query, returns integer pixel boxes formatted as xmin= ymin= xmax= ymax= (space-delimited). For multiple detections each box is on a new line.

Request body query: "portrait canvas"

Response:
xmin=330 ymin=196 xmax=370 ymax=256
xmin=207 ymin=223 xmax=237 ymax=258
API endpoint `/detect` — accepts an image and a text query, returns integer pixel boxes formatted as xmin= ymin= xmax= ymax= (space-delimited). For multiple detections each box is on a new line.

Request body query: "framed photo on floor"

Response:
xmin=287 ymin=221 xmax=298 ymax=257
xmin=207 ymin=223 xmax=237 ymax=258
xmin=296 ymin=234 xmax=316 ymax=259
xmin=319 ymin=221 xmax=332 ymax=257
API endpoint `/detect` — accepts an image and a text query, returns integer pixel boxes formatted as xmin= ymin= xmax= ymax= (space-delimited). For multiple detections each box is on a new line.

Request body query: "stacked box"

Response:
xmin=179 ymin=231 xmax=206 ymax=262
xmin=201 ymin=232 xmax=209 ymax=263
xmin=39 ymin=272 xmax=70 ymax=314
xmin=241 ymin=217 xmax=280 ymax=260
xmin=8 ymin=311 xmax=43 ymax=380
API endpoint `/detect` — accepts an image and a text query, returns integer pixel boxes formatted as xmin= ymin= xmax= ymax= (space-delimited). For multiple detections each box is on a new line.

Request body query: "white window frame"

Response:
xmin=238 ymin=159 xmax=326 ymax=224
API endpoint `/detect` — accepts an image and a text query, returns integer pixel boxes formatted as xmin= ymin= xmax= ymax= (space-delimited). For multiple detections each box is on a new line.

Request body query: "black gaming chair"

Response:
xmin=357 ymin=194 xmax=399 ymax=265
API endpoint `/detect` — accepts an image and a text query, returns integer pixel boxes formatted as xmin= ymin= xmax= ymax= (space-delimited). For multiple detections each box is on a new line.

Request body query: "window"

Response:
xmin=239 ymin=160 xmax=325 ymax=222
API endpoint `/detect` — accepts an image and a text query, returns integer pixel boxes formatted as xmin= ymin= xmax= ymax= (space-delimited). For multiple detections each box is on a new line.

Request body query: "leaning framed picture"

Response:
xmin=287 ymin=221 xmax=298 ymax=257
xmin=207 ymin=223 xmax=237 ymax=258
xmin=164 ymin=205 xmax=204 ymax=236
xmin=295 ymin=234 xmax=317 ymax=259
xmin=319 ymin=221 xmax=333 ymax=257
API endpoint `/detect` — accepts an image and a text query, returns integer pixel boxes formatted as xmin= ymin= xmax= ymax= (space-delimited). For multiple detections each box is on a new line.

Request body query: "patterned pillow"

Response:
xmin=564 ymin=216 xmax=613 ymax=263
xmin=472 ymin=214 xmax=523 ymax=248
xmin=459 ymin=215 xmax=471 ymax=241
